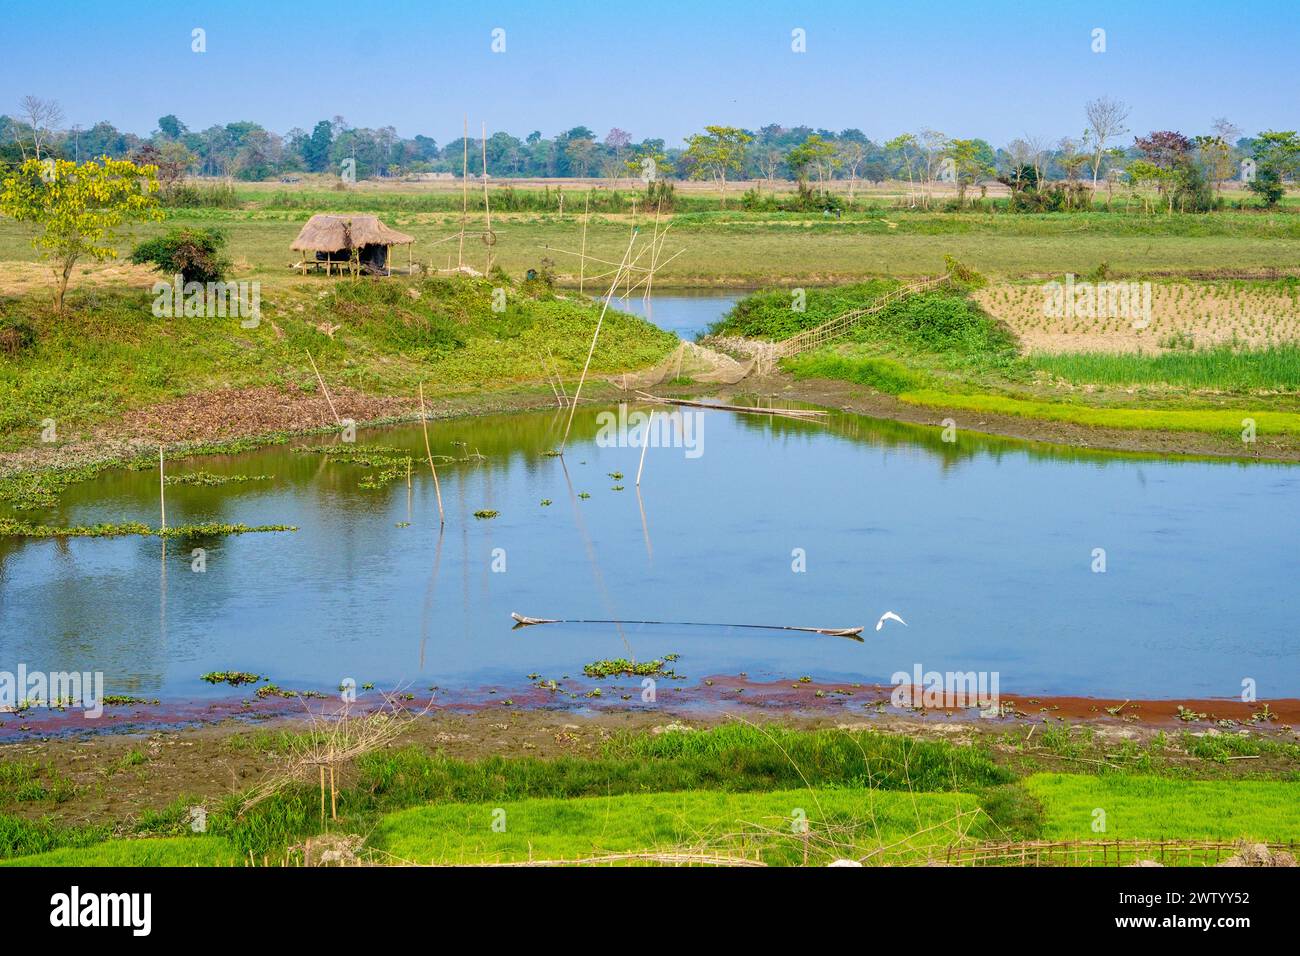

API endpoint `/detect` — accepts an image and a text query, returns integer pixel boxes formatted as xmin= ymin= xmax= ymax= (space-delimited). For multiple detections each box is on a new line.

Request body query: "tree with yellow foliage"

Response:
xmin=0 ymin=157 xmax=162 ymax=313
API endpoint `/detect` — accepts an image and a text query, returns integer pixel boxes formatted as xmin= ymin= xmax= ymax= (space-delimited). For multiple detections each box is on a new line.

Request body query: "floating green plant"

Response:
xmin=164 ymin=472 xmax=272 ymax=487
xmin=201 ymin=672 xmax=263 ymax=686
xmin=103 ymin=695 xmax=159 ymax=706
xmin=473 ymin=509 xmax=499 ymax=519
xmin=540 ymin=499 xmax=552 ymax=506
xmin=582 ymin=658 xmax=679 ymax=679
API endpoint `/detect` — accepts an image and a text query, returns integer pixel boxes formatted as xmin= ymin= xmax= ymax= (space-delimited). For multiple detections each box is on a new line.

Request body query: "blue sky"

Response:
xmin=4 ymin=0 xmax=1297 ymax=145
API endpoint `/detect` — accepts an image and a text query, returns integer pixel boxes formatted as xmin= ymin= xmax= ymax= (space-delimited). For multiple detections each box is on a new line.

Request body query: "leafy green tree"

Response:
xmin=1248 ymin=130 xmax=1299 ymax=208
xmin=683 ymin=125 xmax=752 ymax=205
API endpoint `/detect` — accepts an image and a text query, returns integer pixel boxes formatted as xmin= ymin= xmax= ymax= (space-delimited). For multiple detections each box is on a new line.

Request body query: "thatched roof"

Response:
xmin=290 ymin=214 xmax=414 ymax=252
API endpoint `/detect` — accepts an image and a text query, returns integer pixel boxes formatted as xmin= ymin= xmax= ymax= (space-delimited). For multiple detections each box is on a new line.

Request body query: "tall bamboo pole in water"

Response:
xmin=560 ymin=230 xmax=639 ymax=453
xmin=418 ymin=383 xmax=445 ymax=527
xmin=158 ymin=446 xmax=166 ymax=530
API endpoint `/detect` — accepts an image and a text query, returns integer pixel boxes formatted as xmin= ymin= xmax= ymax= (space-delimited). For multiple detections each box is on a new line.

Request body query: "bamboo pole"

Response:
xmin=635 ymin=409 xmax=654 ymax=486
xmin=158 ymin=446 xmax=166 ymax=530
xmin=578 ymin=192 xmax=589 ymax=295
xmin=458 ymin=115 xmax=468 ymax=270
xmin=418 ymin=383 xmax=445 ymax=526
xmin=560 ymin=230 xmax=640 ymax=453
xmin=305 ymin=349 xmax=342 ymax=426
xmin=481 ymin=121 xmax=492 ymax=275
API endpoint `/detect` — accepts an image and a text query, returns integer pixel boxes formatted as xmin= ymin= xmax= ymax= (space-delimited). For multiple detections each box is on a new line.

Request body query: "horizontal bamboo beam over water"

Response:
xmin=511 ymin=612 xmax=864 ymax=642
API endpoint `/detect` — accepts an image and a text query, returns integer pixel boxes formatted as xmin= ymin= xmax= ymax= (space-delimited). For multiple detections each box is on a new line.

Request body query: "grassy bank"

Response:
xmin=1 ymin=720 xmax=1296 ymax=866
xmin=719 ymin=281 xmax=1300 ymax=440
xmin=0 ymin=275 xmax=676 ymax=454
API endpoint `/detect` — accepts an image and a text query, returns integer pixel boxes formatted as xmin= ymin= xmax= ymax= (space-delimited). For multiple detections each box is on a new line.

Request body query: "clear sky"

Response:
xmin=4 ymin=0 xmax=1297 ymax=145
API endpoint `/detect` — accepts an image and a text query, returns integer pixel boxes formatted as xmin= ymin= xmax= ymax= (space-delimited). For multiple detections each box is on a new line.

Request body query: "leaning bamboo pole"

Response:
xmin=305 ymin=349 xmax=341 ymax=426
xmin=559 ymin=230 xmax=640 ymax=453
xmin=635 ymin=409 xmax=654 ymax=486
xmin=418 ymin=383 xmax=445 ymax=527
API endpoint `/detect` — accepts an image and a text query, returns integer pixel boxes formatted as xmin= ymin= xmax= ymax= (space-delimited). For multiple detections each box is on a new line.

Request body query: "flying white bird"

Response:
xmin=875 ymin=611 xmax=907 ymax=632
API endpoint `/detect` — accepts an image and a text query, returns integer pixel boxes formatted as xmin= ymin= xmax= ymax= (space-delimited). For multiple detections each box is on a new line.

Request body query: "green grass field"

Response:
xmin=4 ymin=769 xmax=1296 ymax=867
xmin=4 ymin=205 xmax=1300 ymax=289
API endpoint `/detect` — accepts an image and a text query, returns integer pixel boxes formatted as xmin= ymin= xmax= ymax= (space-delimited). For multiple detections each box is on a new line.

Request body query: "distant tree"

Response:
xmin=564 ymin=136 xmax=595 ymax=177
xmin=683 ymin=125 xmax=752 ymax=205
xmin=131 ymin=141 xmax=194 ymax=185
xmin=0 ymin=157 xmax=162 ymax=312
xmin=1248 ymin=130 xmax=1300 ymax=208
xmin=17 ymin=95 xmax=63 ymax=160
xmin=601 ymin=128 xmax=631 ymax=181
xmin=156 ymin=114 xmax=187 ymax=140
xmin=786 ymin=134 xmax=837 ymax=186
xmin=948 ymin=138 xmax=995 ymax=207
xmin=885 ymin=133 xmax=920 ymax=205
xmin=1084 ymin=96 xmax=1129 ymax=188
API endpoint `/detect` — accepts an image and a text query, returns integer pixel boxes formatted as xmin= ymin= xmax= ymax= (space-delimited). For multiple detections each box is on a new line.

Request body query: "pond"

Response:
xmin=602 ymin=289 xmax=742 ymax=340
xmin=1 ymin=395 xmax=1296 ymax=705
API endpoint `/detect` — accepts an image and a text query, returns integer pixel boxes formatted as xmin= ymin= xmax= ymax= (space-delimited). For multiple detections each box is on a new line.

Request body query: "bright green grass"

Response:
xmin=899 ymin=389 xmax=1300 ymax=436
xmin=0 ymin=276 xmax=675 ymax=452
xmin=0 ymin=836 xmax=239 ymax=867
xmin=373 ymin=788 xmax=985 ymax=866
xmin=1025 ymin=773 xmax=1300 ymax=842
xmin=1031 ymin=346 xmax=1300 ymax=391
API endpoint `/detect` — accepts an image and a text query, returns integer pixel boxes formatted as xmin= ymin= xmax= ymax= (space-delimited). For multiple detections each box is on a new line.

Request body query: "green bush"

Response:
xmin=130 ymin=227 xmax=231 ymax=283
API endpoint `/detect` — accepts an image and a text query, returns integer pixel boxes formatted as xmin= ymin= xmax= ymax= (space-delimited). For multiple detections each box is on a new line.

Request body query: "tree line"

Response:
xmin=2 ymin=96 xmax=1297 ymax=209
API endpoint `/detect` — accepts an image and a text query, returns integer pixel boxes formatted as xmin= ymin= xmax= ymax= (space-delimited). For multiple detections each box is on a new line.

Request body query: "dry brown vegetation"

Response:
xmin=975 ymin=281 xmax=1300 ymax=354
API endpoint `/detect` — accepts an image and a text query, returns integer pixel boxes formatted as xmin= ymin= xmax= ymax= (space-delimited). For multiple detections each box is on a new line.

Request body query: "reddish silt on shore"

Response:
xmin=1 ymin=674 xmax=1294 ymax=741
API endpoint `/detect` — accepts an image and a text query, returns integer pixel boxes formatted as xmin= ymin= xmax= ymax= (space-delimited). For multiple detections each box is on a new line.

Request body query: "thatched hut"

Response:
xmin=290 ymin=214 xmax=415 ymax=276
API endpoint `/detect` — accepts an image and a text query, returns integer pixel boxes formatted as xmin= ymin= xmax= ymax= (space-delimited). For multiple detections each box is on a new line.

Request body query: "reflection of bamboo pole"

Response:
xmin=636 ymin=409 xmax=654 ymax=486
xmin=418 ymin=383 xmax=445 ymax=526
xmin=158 ymin=446 xmax=166 ymax=530
xmin=305 ymin=349 xmax=341 ymax=426
xmin=560 ymin=230 xmax=639 ymax=453
xmin=481 ymin=121 xmax=492 ymax=275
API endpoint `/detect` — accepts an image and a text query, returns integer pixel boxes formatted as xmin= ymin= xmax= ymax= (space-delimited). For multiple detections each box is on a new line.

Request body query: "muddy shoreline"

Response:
xmin=5 ymin=367 xmax=1299 ymax=480
xmin=4 ymin=675 xmax=1295 ymax=743
xmin=2 ymin=677 xmax=1295 ymax=829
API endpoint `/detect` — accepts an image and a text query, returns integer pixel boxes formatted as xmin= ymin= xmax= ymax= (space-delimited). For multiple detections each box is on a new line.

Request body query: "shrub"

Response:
xmin=130 ymin=228 xmax=231 ymax=283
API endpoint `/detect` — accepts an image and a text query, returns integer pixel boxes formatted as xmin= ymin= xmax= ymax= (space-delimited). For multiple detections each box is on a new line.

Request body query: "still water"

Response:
xmin=1 ymin=399 xmax=1296 ymax=703
xmin=3 ymin=293 xmax=1298 ymax=704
